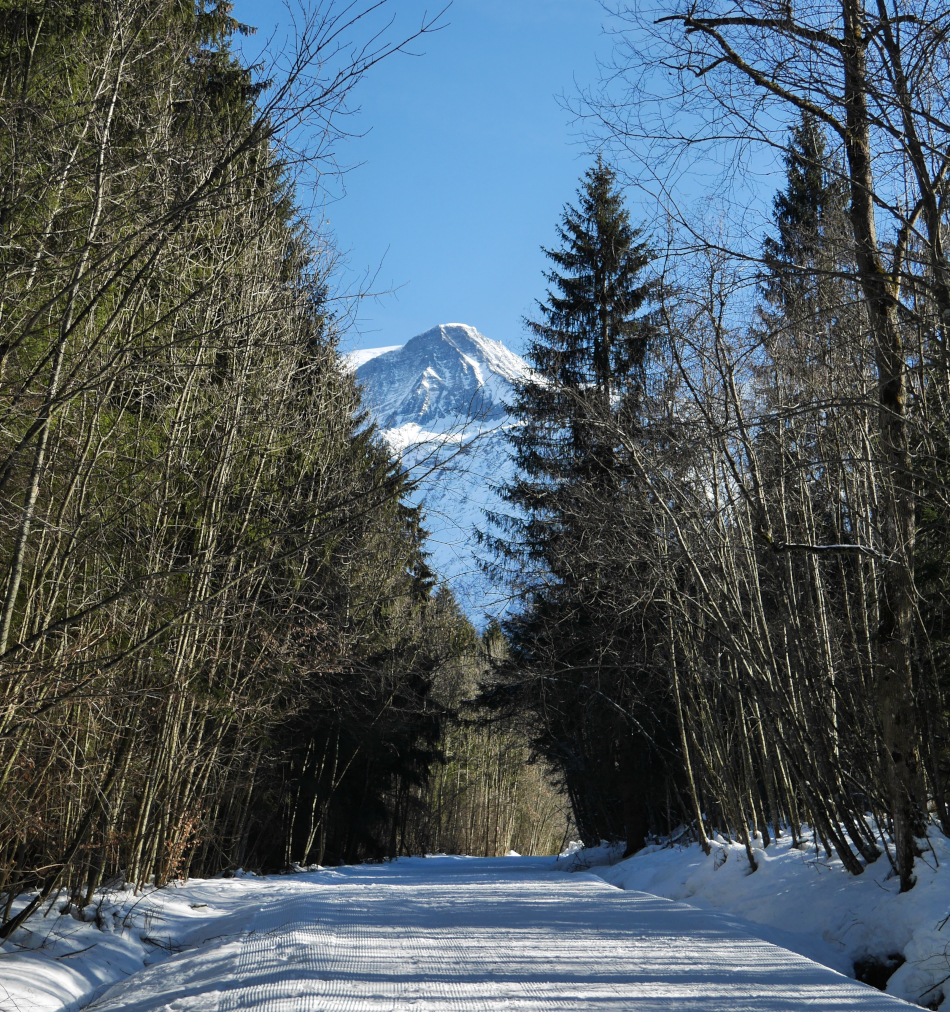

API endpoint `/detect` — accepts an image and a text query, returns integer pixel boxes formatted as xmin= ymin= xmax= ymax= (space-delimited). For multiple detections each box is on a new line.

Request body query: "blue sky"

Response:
xmin=232 ymin=0 xmax=613 ymax=356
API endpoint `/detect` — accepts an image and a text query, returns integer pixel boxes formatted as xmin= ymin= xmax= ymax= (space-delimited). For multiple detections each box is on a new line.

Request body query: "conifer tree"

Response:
xmin=756 ymin=113 xmax=860 ymax=419
xmin=0 ymin=0 xmax=474 ymax=916
xmin=514 ymin=157 xmax=654 ymax=493
xmin=485 ymin=161 xmax=669 ymax=855
xmin=762 ymin=115 xmax=847 ymax=291
xmin=494 ymin=160 xmax=655 ymax=582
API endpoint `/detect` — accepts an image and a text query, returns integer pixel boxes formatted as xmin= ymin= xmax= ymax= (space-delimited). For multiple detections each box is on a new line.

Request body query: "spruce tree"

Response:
xmin=516 ymin=157 xmax=653 ymax=492
xmin=485 ymin=161 xmax=668 ymax=854
xmin=496 ymin=158 xmax=655 ymax=578
xmin=760 ymin=112 xmax=851 ymax=323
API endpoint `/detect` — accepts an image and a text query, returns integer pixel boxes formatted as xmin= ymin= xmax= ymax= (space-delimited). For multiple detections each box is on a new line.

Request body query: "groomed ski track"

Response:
xmin=86 ymin=856 xmax=911 ymax=1011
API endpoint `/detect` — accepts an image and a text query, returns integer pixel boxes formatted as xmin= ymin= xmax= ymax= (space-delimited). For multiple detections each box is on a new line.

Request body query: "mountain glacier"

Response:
xmin=348 ymin=324 xmax=527 ymax=626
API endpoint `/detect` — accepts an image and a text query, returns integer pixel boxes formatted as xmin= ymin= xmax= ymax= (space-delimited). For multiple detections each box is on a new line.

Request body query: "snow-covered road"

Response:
xmin=81 ymin=856 xmax=911 ymax=1011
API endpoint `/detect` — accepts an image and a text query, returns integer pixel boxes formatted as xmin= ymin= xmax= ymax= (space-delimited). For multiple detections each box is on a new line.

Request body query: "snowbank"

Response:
xmin=559 ymin=827 xmax=950 ymax=1008
xmin=0 ymin=874 xmax=279 ymax=1011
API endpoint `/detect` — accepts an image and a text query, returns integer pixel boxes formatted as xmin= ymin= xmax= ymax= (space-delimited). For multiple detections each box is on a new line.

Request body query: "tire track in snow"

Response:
xmin=217 ymin=891 xmax=396 ymax=1012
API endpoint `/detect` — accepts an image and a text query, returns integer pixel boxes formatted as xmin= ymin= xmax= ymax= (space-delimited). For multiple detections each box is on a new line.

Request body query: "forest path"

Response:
xmin=86 ymin=856 xmax=911 ymax=1011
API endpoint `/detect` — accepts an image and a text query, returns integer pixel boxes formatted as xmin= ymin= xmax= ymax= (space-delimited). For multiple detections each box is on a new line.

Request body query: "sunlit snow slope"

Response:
xmin=349 ymin=324 xmax=527 ymax=625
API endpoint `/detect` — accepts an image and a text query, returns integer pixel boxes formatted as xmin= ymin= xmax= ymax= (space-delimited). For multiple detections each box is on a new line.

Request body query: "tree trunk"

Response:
xmin=841 ymin=0 xmax=925 ymax=892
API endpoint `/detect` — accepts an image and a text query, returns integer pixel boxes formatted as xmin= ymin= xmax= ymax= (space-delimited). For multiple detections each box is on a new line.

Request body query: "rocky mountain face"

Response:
xmin=349 ymin=324 xmax=528 ymax=626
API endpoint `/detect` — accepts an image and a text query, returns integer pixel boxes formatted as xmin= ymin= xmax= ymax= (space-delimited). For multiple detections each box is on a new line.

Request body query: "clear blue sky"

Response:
xmin=231 ymin=0 xmax=612 ymax=356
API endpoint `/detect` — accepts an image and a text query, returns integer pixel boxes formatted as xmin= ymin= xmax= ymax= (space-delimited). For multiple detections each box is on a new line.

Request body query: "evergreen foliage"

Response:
xmin=0 ymin=0 xmax=485 ymax=924
xmin=484 ymin=114 xmax=950 ymax=880
xmin=485 ymin=161 xmax=673 ymax=855
xmin=515 ymin=157 xmax=654 ymax=491
xmin=761 ymin=113 xmax=849 ymax=304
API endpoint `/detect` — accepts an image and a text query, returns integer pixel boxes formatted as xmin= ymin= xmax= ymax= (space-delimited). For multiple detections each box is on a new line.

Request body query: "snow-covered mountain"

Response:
xmin=348 ymin=324 xmax=528 ymax=626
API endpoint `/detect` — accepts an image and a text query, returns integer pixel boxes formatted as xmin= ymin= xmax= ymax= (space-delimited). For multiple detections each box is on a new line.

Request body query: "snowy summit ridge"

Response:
xmin=351 ymin=324 xmax=528 ymax=625
xmin=353 ymin=323 xmax=527 ymax=431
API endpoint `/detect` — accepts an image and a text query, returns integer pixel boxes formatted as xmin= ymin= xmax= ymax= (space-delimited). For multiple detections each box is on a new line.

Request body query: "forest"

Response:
xmin=484 ymin=0 xmax=950 ymax=899
xmin=1 ymin=0 xmax=950 ymax=936
xmin=0 ymin=0 xmax=568 ymax=938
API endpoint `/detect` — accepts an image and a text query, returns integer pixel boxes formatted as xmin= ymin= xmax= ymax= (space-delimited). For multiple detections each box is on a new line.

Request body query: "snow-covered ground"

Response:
xmin=0 ymin=853 xmax=921 ymax=1011
xmin=564 ymin=828 xmax=950 ymax=1009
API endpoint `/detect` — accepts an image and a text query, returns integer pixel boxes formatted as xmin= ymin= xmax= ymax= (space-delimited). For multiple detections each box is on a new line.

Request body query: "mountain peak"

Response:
xmin=354 ymin=324 xmax=527 ymax=430
xmin=352 ymin=325 xmax=527 ymax=625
